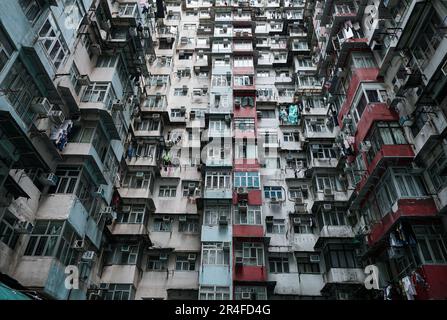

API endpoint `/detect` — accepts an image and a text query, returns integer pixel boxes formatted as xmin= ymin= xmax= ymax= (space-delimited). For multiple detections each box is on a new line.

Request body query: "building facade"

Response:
xmin=0 ymin=0 xmax=446 ymax=300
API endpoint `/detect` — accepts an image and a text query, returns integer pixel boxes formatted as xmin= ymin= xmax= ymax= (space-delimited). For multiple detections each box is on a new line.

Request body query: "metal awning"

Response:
xmin=0 ymin=282 xmax=32 ymax=300
xmin=4 ymin=175 xmax=30 ymax=199
xmin=0 ymin=111 xmax=50 ymax=171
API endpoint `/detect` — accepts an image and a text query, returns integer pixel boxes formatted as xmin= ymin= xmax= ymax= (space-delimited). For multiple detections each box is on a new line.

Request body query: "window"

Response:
xmin=269 ymin=256 xmax=289 ymax=273
xmin=283 ymin=132 xmax=299 ymax=142
xmin=38 ymin=14 xmax=69 ymax=69
xmin=289 ymin=187 xmax=309 ymax=200
xmin=106 ymin=244 xmax=139 ymax=265
xmin=237 ymin=242 xmax=264 ymax=266
xmin=323 ymin=244 xmax=358 ymax=269
xmin=153 ymin=217 xmax=172 ymax=232
xmin=234 ymin=75 xmax=253 ymax=86
xmin=234 ymin=206 xmax=262 ymax=225
xmin=202 ymin=243 xmax=230 ymax=265
xmin=351 ymin=52 xmax=376 ymax=68
xmin=234 ymin=286 xmax=267 ymax=300
xmin=118 ymin=3 xmax=137 ymax=16
xmin=1 ymin=59 xmax=40 ymax=126
xmin=147 ymin=254 xmax=168 ymax=270
xmin=136 ymin=118 xmax=160 ymax=131
xmin=412 ymin=10 xmax=443 ymax=68
xmin=266 ymin=219 xmax=286 ymax=234
xmin=0 ymin=211 xmax=19 ymax=249
xmin=117 ymin=205 xmax=146 ymax=224
xmin=413 ymin=225 xmax=447 ymax=264
xmin=205 ymin=171 xmax=231 ymax=189
xmin=48 ymin=167 xmax=80 ymax=194
xmin=318 ymin=208 xmax=347 ymax=227
xmin=260 ymin=109 xmax=276 ymax=118
xmin=427 ymin=148 xmax=447 ymax=191
xmin=264 ymin=186 xmax=283 ymax=199
xmin=69 ymin=63 xmax=84 ymax=95
xmin=82 ymin=82 xmax=116 ymax=110
xmin=314 ymin=175 xmax=344 ymax=192
xmin=176 ymin=254 xmax=196 ymax=271
xmin=123 ymin=172 xmax=153 ymax=189
xmin=375 ymin=168 xmax=427 ymax=216
xmin=0 ymin=26 xmax=14 ymax=73
xmin=96 ymin=55 xmax=118 ymax=68
xmin=63 ymin=0 xmax=84 ymax=31
xmin=296 ymin=252 xmax=321 ymax=273
xmin=204 ymin=205 xmax=231 ymax=225
xmin=234 ymin=172 xmax=260 ymax=188
xmin=19 ymin=0 xmax=41 ymax=23
xmin=234 ymin=56 xmax=253 ymax=67
xmin=24 ymin=220 xmax=79 ymax=266
xmin=102 ymin=284 xmax=134 ymax=300
xmin=148 ymin=75 xmax=169 ymax=86
xmin=178 ymin=51 xmax=193 ymax=60
xmin=293 ymin=215 xmax=314 ymax=234
xmin=234 ymin=96 xmax=254 ymax=107
xmin=199 ymin=286 xmax=230 ymax=300
xmin=311 ymin=144 xmax=337 ymax=159
xmin=179 ymin=217 xmax=199 ymax=233
xmin=306 ymin=118 xmax=329 ymax=133
xmin=366 ymin=122 xmax=408 ymax=163
xmin=174 ymin=88 xmax=188 ymax=96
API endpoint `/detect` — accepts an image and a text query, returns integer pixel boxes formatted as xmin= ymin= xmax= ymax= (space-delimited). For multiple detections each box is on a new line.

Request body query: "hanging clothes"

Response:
xmin=402 ymin=276 xmax=417 ymax=300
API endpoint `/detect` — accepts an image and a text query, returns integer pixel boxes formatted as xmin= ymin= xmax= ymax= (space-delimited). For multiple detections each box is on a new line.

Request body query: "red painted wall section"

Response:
xmin=233 ymin=265 xmax=268 ymax=282
xmin=338 ymin=68 xmax=380 ymax=124
xmin=233 ymin=225 xmax=264 ymax=238
xmin=234 ymin=159 xmax=260 ymax=171
xmin=232 ymin=189 xmax=262 ymax=205
xmin=415 ymin=265 xmax=447 ymax=300
xmin=368 ymin=198 xmax=438 ymax=246
xmin=234 ymin=105 xmax=257 ymax=118
xmin=354 ymin=103 xmax=399 ymax=146
xmin=233 ymin=66 xmax=255 ymax=75
xmin=367 ymin=145 xmax=414 ymax=174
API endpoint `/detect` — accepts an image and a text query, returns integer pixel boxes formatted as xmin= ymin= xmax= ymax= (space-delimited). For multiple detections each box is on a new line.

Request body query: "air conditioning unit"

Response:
xmin=237 ymin=187 xmax=248 ymax=195
xmin=223 ymin=242 xmax=230 ymax=250
xmin=241 ymin=292 xmax=251 ymax=300
xmin=296 ymin=161 xmax=304 ymax=168
xmin=121 ymin=205 xmax=131 ymax=213
xmin=31 ymin=97 xmax=52 ymax=115
xmin=82 ymin=251 xmax=96 ymax=261
xmin=112 ymin=99 xmax=124 ymax=111
xmin=309 ymin=254 xmax=320 ymax=263
xmin=293 ymin=218 xmax=302 ymax=225
xmin=270 ymin=197 xmax=279 ymax=203
xmin=152 ymin=114 xmax=161 ymax=119
xmin=323 ymin=204 xmax=332 ymax=211
xmin=160 ymin=253 xmax=168 ymax=260
xmin=294 ymin=197 xmax=303 ymax=205
xmin=135 ymin=171 xmax=144 ymax=177
xmin=188 ymin=253 xmax=197 ymax=261
xmin=179 ymin=215 xmax=187 ymax=222
xmin=156 ymin=79 xmax=164 ymax=86
xmin=94 ymin=185 xmax=106 ymax=198
xmin=39 ymin=173 xmax=58 ymax=186
xmin=13 ymin=221 xmax=34 ymax=234
xmin=219 ymin=215 xmax=228 ymax=225
xmin=323 ymin=188 xmax=333 ymax=196
xmin=72 ymin=240 xmax=86 ymax=250
xmin=121 ymin=245 xmax=130 ymax=252
xmin=76 ymin=74 xmax=91 ymax=86
xmin=163 ymin=216 xmax=170 ymax=222
xmin=235 ymin=256 xmax=243 ymax=265
xmin=48 ymin=110 xmax=65 ymax=125
xmin=342 ymin=116 xmax=352 ymax=125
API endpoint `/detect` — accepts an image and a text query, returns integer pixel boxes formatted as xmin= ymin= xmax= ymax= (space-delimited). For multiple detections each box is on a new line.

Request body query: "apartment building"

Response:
xmin=0 ymin=0 xmax=446 ymax=301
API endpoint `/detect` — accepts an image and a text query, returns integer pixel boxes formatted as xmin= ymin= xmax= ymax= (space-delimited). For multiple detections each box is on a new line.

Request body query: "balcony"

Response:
xmin=368 ymin=198 xmax=438 ymax=246
xmin=110 ymin=223 xmax=149 ymax=239
xmin=101 ymin=264 xmax=141 ymax=289
xmin=159 ymin=165 xmax=202 ymax=180
xmin=412 ymin=109 xmax=447 ymax=157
